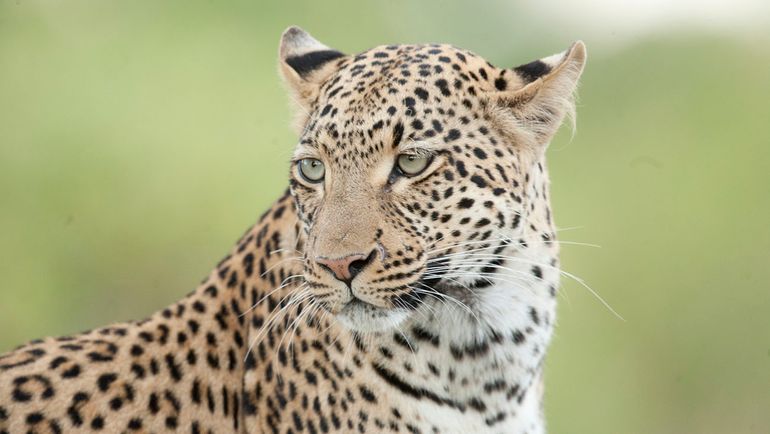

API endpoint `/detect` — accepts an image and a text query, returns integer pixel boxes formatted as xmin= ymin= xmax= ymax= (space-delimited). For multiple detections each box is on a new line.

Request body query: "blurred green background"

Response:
xmin=1 ymin=1 xmax=769 ymax=432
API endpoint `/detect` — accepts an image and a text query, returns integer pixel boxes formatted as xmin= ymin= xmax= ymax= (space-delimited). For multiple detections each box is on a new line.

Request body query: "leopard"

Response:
xmin=0 ymin=26 xmax=586 ymax=434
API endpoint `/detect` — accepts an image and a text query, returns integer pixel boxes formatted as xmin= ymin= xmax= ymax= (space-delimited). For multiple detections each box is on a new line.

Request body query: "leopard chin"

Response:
xmin=336 ymin=299 xmax=410 ymax=333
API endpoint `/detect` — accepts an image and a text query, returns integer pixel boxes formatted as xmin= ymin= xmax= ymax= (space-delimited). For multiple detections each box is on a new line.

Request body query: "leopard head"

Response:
xmin=279 ymin=26 xmax=585 ymax=332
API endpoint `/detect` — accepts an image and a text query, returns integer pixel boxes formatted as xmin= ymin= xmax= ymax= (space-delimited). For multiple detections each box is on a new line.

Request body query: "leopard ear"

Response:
xmin=279 ymin=26 xmax=347 ymax=133
xmin=489 ymin=41 xmax=586 ymax=151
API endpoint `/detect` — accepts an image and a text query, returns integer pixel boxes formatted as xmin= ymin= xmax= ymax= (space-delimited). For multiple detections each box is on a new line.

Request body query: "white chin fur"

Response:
xmin=336 ymin=302 xmax=410 ymax=333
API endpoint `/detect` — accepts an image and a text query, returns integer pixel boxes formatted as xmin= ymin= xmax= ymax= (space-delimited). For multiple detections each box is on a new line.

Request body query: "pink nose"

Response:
xmin=315 ymin=251 xmax=375 ymax=284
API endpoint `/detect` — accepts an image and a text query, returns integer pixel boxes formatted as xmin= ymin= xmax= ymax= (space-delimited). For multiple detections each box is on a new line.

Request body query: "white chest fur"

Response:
xmin=362 ymin=272 xmax=558 ymax=434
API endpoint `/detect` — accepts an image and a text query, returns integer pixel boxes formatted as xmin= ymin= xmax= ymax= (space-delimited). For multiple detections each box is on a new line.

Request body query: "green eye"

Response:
xmin=297 ymin=158 xmax=325 ymax=183
xmin=397 ymin=154 xmax=431 ymax=176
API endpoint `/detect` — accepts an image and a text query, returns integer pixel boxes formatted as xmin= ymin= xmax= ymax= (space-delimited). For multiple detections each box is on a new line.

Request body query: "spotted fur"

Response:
xmin=0 ymin=27 xmax=586 ymax=434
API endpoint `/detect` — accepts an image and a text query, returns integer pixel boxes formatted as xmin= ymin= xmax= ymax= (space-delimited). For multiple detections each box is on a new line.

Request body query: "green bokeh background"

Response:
xmin=1 ymin=1 xmax=769 ymax=433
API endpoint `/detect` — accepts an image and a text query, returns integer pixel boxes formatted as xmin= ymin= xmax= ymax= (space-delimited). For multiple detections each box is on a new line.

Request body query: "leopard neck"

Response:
xmin=188 ymin=189 xmax=558 ymax=430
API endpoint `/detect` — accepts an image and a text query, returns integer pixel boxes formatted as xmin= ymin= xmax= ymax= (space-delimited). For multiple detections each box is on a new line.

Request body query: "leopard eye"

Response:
xmin=297 ymin=158 xmax=325 ymax=183
xmin=396 ymin=154 xmax=431 ymax=176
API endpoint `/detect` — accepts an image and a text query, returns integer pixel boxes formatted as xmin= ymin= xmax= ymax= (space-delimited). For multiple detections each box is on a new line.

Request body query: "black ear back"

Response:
xmin=489 ymin=41 xmax=587 ymax=149
xmin=278 ymin=26 xmax=349 ymax=133
xmin=285 ymin=50 xmax=346 ymax=77
xmin=513 ymin=60 xmax=553 ymax=84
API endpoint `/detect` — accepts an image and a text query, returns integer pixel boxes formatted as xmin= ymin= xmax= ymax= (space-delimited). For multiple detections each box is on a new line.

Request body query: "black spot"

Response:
xmin=109 ymin=397 xmax=123 ymax=410
xmin=26 ymin=412 xmax=44 ymax=424
xmin=455 ymin=161 xmax=468 ymax=177
xmin=434 ymin=79 xmax=451 ymax=96
xmin=531 ymin=266 xmax=543 ymax=279
xmin=203 ymin=286 xmax=218 ymax=298
xmin=148 ymin=393 xmax=160 ymax=414
xmin=87 ymin=352 xmax=113 ymax=362
xmin=127 ymin=418 xmax=142 ymax=430
xmin=470 ymin=175 xmax=487 ymax=188
xmin=304 ymin=370 xmax=317 ymax=385
xmin=61 ymin=364 xmax=81 ymax=379
xmin=444 ymin=129 xmax=461 ymax=142
xmin=392 ymin=333 xmax=412 ymax=350
xmin=468 ymin=397 xmax=487 ymax=412
xmin=529 ymin=307 xmax=541 ymax=325
xmin=48 ymin=419 xmax=63 ymax=433
xmin=458 ymin=198 xmax=475 ymax=209
xmin=130 ymin=363 xmax=145 ymax=379
xmin=473 ymin=148 xmax=487 ymax=159
xmin=97 ymin=373 xmax=117 ymax=392
xmin=414 ymin=87 xmax=429 ymax=101
xmin=392 ymin=122 xmax=404 ymax=148
xmin=358 ymin=385 xmax=377 ymax=403
xmin=371 ymin=364 xmax=464 ymax=410
xmin=165 ymin=353 xmax=183 ymax=382
xmin=49 ymin=356 xmax=68 ymax=370
xmin=512 ymin=330 xmax=526 ymax=344
xmin=165 ymin=416 xmax=178 ymax=429
xmin=494 ymin=77 xmax=507 ymax=91
xmin=411 ymin=326 xmax=440 ymax=346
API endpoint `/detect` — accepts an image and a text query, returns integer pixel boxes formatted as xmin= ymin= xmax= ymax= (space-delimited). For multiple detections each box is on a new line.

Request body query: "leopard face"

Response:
xmin=280 ymin=27 xmax=585 ymax=333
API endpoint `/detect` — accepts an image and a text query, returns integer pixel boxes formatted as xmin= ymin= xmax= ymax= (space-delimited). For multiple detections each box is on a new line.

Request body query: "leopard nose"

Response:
xmin=315 ymin=250 xmax=377 ymax=285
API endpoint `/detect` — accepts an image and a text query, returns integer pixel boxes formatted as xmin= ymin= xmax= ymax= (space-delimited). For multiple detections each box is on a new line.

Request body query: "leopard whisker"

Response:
xmin=393 ymin=323 xmax=419 ymax=368
xmin=281 ymin=297 xmax=321 ymax=363
xmin=239 ymin=275 xmax=306 ymax=317
xmin=260 ymin=256 xmax=304 ymax=278
xmin=429 ymin=253 xmax=623 ymax=321
xmin=424 ymin=226 xmax=587 ymax=255
xmin=244 ymin=287 xmax=312 ymax=362
xmin=410 ymin=283 xmax=482 ymax=325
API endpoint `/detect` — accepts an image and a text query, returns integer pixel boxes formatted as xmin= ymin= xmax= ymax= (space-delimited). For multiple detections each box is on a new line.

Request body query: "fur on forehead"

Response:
xmin=279 ymin=26 xmax=586 ymax=154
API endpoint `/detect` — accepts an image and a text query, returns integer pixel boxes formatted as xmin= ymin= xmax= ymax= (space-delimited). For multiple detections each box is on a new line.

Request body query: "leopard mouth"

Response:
xmin=336 ymin=297 xmax=409 ymax=332
xmin=324 ymin=259 xmax=479 ymax=332
xmin=331 ymin=273 xmax=477 ymax=332
xmin=418 ymin=254 xmax=503 ymax=294
xmin=343 ymin=297 xmax=376 ymax=311
xmin=339 ymin=297 xmax=388 ymax=317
